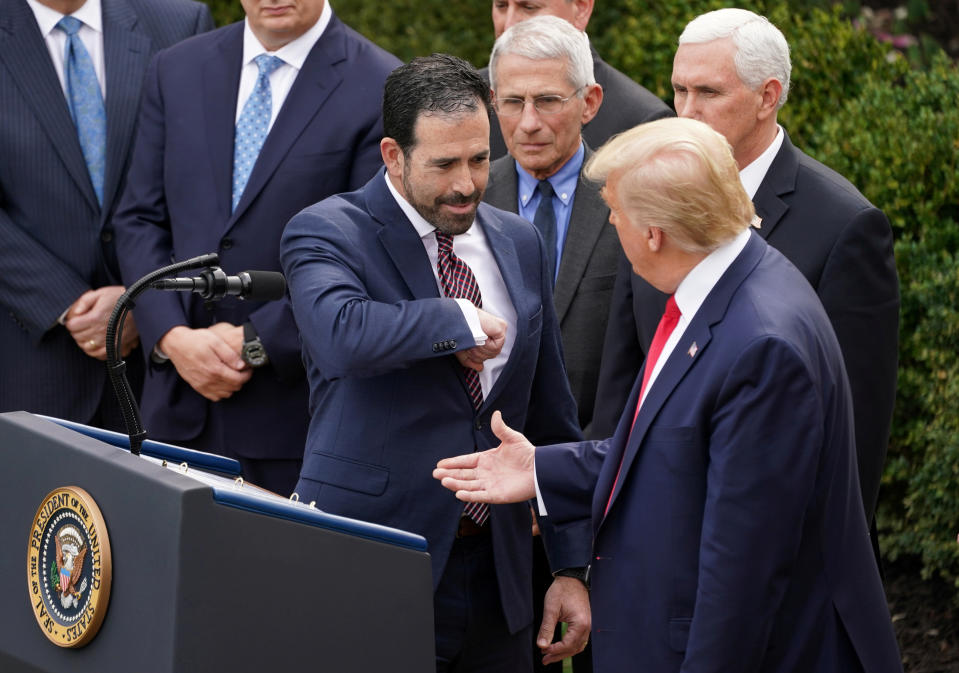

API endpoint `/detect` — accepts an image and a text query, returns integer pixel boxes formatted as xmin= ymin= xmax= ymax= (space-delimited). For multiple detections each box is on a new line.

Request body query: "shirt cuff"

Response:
xmin=453 ymin=298 xmax=487 ymax=346
xmin=534 ymin=455 xmax=548 ymax=516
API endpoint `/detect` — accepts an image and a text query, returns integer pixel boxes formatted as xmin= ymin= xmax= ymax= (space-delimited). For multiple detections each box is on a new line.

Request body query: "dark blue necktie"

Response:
xmin=57 ymin=16 xmax=106 ymax=205
xmin=533 ymin=179 xmax=557 ymax=282
xmin=232 ymin=54 xmax=284 ymax=212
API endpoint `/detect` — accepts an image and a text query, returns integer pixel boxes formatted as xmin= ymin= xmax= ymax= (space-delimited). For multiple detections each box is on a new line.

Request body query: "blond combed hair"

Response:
xmin=585 ymin=117 xmax=754 ymax=253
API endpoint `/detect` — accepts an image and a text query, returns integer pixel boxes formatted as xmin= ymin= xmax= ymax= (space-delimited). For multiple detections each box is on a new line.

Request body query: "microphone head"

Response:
xmin=242 ymin=271 xmax=287 ymax=301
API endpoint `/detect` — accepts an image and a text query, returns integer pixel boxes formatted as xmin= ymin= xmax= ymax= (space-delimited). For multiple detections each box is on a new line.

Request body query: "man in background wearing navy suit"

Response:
xmin=0 ymin=0 xmax=212 ymax=429
xmin=281 ymin=54 xmax=589 ymax=672
xmin=591 ymin=10 xmax=899 ymax=565
xmin=113 ymin=0 xmax=399 ymax=495
xmin=436 ymin=117 xmax=903 ymax=673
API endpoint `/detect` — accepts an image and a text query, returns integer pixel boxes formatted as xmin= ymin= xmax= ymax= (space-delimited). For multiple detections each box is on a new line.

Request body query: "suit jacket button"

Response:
xmin=450 ymin=339 xmax=457 ymax=348
xmin=100 ymin=230 xmax=113 ymax=243
xmin=433 ymin=343 xmax=440 ymax=352
xmin=221 ymin=237 xmax=234 ymax=250
xmin=474 ymin=419 xmax=483 ymax=430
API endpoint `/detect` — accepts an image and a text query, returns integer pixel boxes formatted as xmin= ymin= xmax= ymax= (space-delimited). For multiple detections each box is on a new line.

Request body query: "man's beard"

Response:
xmin=403 ymin=172 xmax=481 ymax=235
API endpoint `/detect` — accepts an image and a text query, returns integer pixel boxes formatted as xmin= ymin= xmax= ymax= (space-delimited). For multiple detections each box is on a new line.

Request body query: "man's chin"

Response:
xmin=433 ymin=213 xmax=475 ymax=236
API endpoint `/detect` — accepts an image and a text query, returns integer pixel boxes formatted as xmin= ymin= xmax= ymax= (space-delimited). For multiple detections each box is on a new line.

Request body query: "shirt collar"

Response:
xmin=739 ymin=125 xmax=784 ymax=200
xmin=241 ymin=0 xmax=332 ymax=70
xmin=383 ymin=171 xmax=478 ymax=242
xmin=27 ymin=0 xmax=103 ymax=35
xmin=517 ymin=141 xmax=585 ymax=207
xmin=674 ymin=228 xmax=752 ymax=322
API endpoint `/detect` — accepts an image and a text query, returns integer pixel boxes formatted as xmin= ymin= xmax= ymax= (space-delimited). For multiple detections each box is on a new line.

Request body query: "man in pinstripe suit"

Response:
xmin=0 ymin=0 xmax=212 ymax=429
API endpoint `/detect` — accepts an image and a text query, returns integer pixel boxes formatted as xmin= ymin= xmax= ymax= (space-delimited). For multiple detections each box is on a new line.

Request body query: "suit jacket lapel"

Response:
xmin=368 ymin=172 xmax=440 ymax=300
xmin=478 ymin=207 xmax=526 ymax=409
xmin=101 ymin=0 xmax=152 ymax=217
xmin=485 ymin=156 xmax=519 ymax=212
xmin=751 ymin=132 xmax=799 ymax=241
xmin=201 ymin=24 xmax=243 ymax=223
xmin=553 ymin=147 xmax=608 ymax=322
xmin=598 ymin=233 xmax=767 ymax=523
xmin=230 ymin=15 xmax=348 ymax=224
xmin=0 ymin=1 xmax=98 ymax=210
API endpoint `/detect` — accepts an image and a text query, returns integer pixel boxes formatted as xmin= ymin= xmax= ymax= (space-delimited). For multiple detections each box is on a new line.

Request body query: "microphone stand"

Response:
xmin=105 ymin=253 xmax=220 ymax=456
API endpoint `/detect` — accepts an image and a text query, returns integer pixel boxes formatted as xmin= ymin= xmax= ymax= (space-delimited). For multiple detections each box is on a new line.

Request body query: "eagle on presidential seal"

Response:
xmin=54 ymin=530 xmax=87 ymax=609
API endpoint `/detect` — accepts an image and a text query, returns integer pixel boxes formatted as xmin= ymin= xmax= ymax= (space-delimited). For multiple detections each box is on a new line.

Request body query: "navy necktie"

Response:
xmin=56 ymin=16 xmax=106 ymax=205
xmin=232 ymin=54 xmax=284 ymax=212
xmin=533 ymin=179 xmax=557 ymax=282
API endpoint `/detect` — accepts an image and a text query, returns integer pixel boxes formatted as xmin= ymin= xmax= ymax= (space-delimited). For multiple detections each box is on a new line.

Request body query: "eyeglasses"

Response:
xmin=494 ymin=87 xmax=585 ymax=117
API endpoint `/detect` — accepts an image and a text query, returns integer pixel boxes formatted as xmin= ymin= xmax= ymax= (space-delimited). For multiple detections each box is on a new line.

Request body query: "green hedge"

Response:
xmin=201 ymin=1 xmax=959 ymax=597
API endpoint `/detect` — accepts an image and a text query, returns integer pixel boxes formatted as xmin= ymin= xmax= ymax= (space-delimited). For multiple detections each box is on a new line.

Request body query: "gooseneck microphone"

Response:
xmin=151 ymin=267 xmax=286 ymax=301
xmin=106 ymin=254 xmax=287 ymax=456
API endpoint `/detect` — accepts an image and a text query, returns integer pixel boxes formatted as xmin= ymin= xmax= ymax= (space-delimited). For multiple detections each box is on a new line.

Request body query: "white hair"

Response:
xmin=680 ymin=8 xmax=791 ymax=108
xmin=490 ymin=15 xmax=595 ymax=92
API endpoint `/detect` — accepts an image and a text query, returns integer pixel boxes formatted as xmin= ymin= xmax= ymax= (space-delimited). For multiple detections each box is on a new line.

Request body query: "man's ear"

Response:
xmin=381 ymin=137 xmax=404 ymax=178
xmin=570 ymin=0 xmax=595 ymax=31
xmin=580 ymin=83 xmax=603 ymax=126
xmin=648 ymin=225 xmax=663 ymax=253
xmin=756 ymin=78 xmax=783 ymax=121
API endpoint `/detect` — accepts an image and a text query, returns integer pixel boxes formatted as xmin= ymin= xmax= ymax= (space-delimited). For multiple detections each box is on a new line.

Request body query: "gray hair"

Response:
xmin=679 ymin=8 xmax=791 ymax=109
xmin=490 ymin=15 xmax=595 ymax=92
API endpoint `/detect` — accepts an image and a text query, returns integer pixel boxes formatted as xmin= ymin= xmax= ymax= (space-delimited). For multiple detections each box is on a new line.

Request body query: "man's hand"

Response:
xmin=538 ymin=576 xmax=591 ymax=665
xmin=65 ymin=286 xmax=139 ymax=360
xmin=158 ymin=325 xmax=252 ymax=401
xmin=433 ymin=410 xmax=536 ymax=503
xmin=207 ymin=321 xmax=245 ymax=354
xmin=456 ymin=308 xmax=507 ymax=372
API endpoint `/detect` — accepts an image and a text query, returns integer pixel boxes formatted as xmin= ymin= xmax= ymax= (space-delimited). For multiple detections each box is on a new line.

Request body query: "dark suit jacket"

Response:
xmin=484 ymin=149 xmax=621 ymax=431
xmin=113 ymin=17 xmax=400 ymax=459
xmin=592 ymin=131 xmax=899 ymax=524
xmin=484 ymin=47 xmax=673 ymax=160
xmin=280 ymin=172 xmax=583 ymax=633
xmin=539 ymin=233 xmax=902 ymax=673
xmin=0 ymin=0 xmax=212 ymax=423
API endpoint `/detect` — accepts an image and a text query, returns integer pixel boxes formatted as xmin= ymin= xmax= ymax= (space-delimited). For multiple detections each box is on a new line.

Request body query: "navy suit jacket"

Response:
xmin=113 ymin=17 xmax=400 ymax=459
xmin=0 ymin=0 xmax=212 ymax=422
xmin=592 ymin=132 xmax=899 ymax=524
xmin=538 ymin=233 xmax=902 ymax=673
xmin=280 ymin=172 xmax=583 ymax=633
xmin=484 ymin=48 xmax=673 ymax=160
xmin=484 ymin=149 xmax=621 ymax=432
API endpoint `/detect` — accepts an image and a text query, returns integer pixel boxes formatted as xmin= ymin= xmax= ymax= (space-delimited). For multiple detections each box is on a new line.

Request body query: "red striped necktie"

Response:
xmin=436 ymin=231 xmax=489 ymax=526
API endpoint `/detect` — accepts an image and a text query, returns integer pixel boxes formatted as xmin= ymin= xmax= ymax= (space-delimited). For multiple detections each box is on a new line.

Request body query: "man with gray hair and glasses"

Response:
xmin=485 ymin=0 xmax=672 ymax=158
xmin=483 ymin=15 xmax=620 ymax=671
xmin=593 ymin=10 xmax=900 ymax=572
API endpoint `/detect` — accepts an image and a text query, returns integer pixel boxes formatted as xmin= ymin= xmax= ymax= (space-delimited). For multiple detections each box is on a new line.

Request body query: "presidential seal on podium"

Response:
xmin=27 ymin=486 xmax=112 ymax=648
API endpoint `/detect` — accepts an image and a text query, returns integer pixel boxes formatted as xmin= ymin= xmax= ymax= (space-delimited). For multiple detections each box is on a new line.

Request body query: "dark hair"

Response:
xmin=383 ymin=53 xmax=492 ymax=155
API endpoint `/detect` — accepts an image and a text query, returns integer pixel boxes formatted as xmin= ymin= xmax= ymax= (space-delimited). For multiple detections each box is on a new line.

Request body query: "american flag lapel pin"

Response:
xmin=687 ymin=342 xmax=698 ymax=358
xmin=751 ymin=214 xmax=763 ymax=229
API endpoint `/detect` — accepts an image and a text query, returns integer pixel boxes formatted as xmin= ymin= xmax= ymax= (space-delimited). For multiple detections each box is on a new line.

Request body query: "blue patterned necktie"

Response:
xmin=232 ymin=54 xmax=284 ymax=212
xmin=435 ymin=231 xmax=489 ymax=527
xmin=56 ymin=16 xmax=106 ymax=206
xmin=533 ymin=179 xmax=557 ymax=283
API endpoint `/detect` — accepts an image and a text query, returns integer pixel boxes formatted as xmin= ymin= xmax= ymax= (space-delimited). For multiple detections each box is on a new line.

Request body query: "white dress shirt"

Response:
xmin=27 ymin=0 xmax=106 ymax=98
xmin=235 ymin=0 xmax=333 ymax=129
xmin=739 ymin=125 xmax=784 ymax=200
xmin=384 ymin=173 xmax=518 ymax=398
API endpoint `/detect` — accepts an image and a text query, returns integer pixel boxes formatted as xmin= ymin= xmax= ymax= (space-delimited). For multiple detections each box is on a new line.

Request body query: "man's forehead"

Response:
xmin=673 ymin=40 xmax=738 ymax=79
xmin=494 ymin=55 xmax=571 ymax=92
